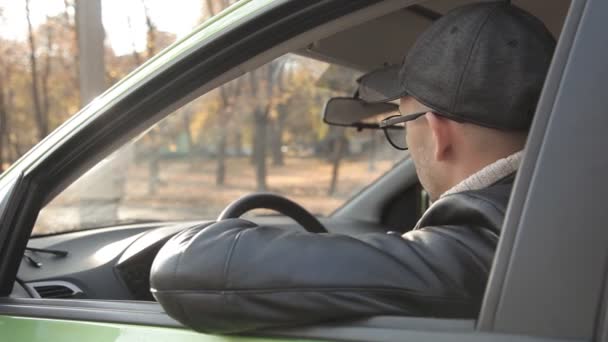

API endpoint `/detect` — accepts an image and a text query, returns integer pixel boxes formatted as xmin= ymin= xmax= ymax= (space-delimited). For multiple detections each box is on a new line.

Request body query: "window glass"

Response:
xmin=33 ymin=54 xmax=404 ymax=235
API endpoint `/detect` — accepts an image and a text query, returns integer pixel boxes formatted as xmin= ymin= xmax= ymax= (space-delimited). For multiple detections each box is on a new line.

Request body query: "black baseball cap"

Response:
xmin=358 ymin=2 xmax=556 ymax=130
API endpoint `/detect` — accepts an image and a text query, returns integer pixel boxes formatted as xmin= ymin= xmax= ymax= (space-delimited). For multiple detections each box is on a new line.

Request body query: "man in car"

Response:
xmin=150 ymin=2 xmax=556 ymax=333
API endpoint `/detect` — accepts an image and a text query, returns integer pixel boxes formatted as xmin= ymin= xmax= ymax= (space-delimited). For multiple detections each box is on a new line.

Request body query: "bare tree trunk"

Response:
xmin=269 ymin=60 xmax=288 ymax=166
xmin=234 ymin=131 xmax=243 ymax=156
xmin=4 ymin=88 xmax=19 ymax=163
xmin=248 ymin=61 xmax=285 ymax=189
xmin=203 ymin=0 xmax=237 ymax=21
xmin=205 ymin=0 xmax=229 ymax=181
xmin=76 ymin=0 xmax=105 ymax=105
xmin=142 ymin=0 xmax=156 ymax=59
xmin=253 ymin=106 xmax=269 ymax=191
xmin=215 ymin=87 xmax=229 ymax=185
xmin=214 ymin=79 xmax=243 ymax=184
xmin=328 ymin=130 xmax=346 ymax=196
xmin=0 ymin=41 xmax=8 ymax=170
xmin=250 ymin=128 xmax=258 ymax=165
xmin=271 ymin=105 xmax=287 ymax=166
xmin=63 ymin=0 xmax=80 ymax=91
xmin=41 ymin=17 xmax=53 ymax=131
xmin=249 ymin=69 xmax=270 ymax=189
xmin=25 ymin=0 xmax=47 ymax=141
xmin=205 ymin=0 xmax=216 ymax=18
xmin=139 ymin=0 xmax=161 ymax=191
xmin=204 ymin=0 xmax=246 ymax=182
xmin=216 ymin=128 xmax=227 ymax=185
xmin=10 ymin=137 xmax=23 ymax=162
xmin=269 ymin=121 xmax=280 ymax=166
xmin=6 ymin=83 xmax=24 ymax=162
xmin=76 ymin=0 xmax=125 ymax=226
xmin=0 ymin=79 xmax=6 ymax=172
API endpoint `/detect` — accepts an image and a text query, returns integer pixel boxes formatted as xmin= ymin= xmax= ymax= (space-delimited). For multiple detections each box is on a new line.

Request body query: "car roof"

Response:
xmin=298 ymin=0 xmax=570 ymax=72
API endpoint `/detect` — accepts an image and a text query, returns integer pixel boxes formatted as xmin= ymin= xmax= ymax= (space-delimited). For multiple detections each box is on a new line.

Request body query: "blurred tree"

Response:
xmin=25 ymin=0 xmax=48 ymax=141
xmin=40 ymin=15 xmax=53 ymax=135
xmin=0 ymin=8 xmax=8 ymax=170
xmin=141 ymin=0 xmax=161 ymax=195
xmin=269 ymin=59 xmax=288 ymax=166
xmin=75 ymin=0 xmax=126 ymax=227
xmin=249 ymin=60 xmax=286 ymax=191
xmin=315 ymin=63 xmax=361 ymax=195
xmin=0 ymin=72 xmax=6 ymax=172
xmin=76 ymin=0 xmax=105 ymax=105
xmin=271 ymin=103 xmax=287 ymax=166
xmin=0 ymin=0 xmax=184 ymax=172
xmin=61 ymin=0 xmax=79 ymax=91
xmin=142 ymin=0 xmax=156 ymax=59
xmin=0 ymin=38 xmax=31 ymax=162
xmin=215 ymin=79 xmax=243 ymax=185
xmin=202 ymin=0 xmax=241 ymax=186
xmin=277 ymin=57 xmax=334 ymax=159
xmin=327 ymin=126 xmax=346 ymax=196
xmin=42 ymin=14 xmax=81 ymax=124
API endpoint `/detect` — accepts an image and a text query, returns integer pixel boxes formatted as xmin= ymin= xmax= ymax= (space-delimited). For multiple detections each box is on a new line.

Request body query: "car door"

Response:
xmin=478 ymin=0 xmax=608 ymax=339
xmin=0 ymin=0 xmax=606 ymax=341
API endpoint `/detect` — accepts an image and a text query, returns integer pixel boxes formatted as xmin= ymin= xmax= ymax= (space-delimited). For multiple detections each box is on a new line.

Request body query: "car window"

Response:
xmin=32 ymin=54 xmax=404 ymax=235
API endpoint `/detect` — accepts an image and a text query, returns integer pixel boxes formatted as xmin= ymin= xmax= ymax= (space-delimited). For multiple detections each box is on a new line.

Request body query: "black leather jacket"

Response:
xmin=150 ymin=174 xmax=514 ymax=333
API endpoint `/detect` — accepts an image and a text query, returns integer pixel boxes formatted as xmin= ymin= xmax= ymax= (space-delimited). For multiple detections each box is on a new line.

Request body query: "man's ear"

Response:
xmin=425 ymin=112 xmax=452 ymax=161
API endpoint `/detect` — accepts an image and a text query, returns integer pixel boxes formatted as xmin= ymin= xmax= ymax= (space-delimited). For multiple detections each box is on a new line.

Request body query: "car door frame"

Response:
xmin=478 ymin=0 xmax=608 ymax=339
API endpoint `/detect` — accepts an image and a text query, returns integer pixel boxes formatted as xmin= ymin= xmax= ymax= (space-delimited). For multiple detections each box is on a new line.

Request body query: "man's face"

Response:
xmin=399 ymin=96 xmax=441 ymax=199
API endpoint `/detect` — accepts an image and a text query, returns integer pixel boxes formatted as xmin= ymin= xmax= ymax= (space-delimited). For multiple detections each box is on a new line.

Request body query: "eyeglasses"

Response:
xmin=379 ymin=111 xmax=426 ymax=150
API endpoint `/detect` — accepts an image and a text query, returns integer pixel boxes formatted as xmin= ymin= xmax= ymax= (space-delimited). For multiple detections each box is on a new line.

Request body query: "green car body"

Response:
xmin=1 ymin=316 xmax=312 ymax=342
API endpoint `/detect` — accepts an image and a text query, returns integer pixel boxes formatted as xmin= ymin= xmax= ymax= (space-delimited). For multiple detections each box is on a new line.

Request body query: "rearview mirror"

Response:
xmin=322 ymin=97 xmax=398 ymax=129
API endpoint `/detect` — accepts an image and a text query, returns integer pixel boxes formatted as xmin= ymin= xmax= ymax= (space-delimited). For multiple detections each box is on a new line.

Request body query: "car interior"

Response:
xmin=8 ymin=0 xmax=573 ymax=333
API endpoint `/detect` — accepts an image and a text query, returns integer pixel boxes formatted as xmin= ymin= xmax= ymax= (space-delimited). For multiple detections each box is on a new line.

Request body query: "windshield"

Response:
xmin=33 ymin=54 xmax=404 ymax=236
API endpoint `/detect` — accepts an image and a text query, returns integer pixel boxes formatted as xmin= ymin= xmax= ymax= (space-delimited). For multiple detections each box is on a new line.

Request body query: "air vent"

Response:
xmin=28 ymin=281 xmax=83 ymax=299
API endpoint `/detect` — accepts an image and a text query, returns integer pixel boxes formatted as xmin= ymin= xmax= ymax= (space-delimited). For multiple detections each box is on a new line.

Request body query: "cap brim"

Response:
xmin=357 ymin=65 xmax=407 ymax=103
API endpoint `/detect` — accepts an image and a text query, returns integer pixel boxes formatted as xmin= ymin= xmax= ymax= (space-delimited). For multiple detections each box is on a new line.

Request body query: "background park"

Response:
xmin=0 ymin=0 xmax=404 ymax=234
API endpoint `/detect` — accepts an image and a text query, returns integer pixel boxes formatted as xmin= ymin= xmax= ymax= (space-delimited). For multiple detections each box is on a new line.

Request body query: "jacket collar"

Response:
xmin=439 ymin=150 xmax=523 ymax=199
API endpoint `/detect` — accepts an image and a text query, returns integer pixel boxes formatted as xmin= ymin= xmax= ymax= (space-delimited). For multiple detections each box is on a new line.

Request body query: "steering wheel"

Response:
xmin=217 ymin=193 xmax=327 ymax=233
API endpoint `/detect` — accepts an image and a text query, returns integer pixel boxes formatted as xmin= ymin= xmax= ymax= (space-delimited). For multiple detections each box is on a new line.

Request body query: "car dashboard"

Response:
xmin=15 ymin=217 xmax=389 ymax=300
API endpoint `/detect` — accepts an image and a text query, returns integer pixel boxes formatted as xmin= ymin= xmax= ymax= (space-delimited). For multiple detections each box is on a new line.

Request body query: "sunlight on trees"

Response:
xmin=2 ymin=1 xmax=405 ymax=234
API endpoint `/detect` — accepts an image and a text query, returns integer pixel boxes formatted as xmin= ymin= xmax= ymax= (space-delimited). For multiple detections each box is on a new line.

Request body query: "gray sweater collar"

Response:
xmin=439 ymin=151 xmax=523 ymax=199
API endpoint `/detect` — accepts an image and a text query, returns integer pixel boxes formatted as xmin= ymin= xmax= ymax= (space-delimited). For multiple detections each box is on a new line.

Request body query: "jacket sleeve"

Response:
xmin=150 ymin=218 xmax=498 ymax=334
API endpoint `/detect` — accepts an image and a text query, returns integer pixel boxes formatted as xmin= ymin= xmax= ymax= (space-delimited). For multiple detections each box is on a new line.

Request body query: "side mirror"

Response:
xmin=322 ymin=97 xmax=398 ymax=129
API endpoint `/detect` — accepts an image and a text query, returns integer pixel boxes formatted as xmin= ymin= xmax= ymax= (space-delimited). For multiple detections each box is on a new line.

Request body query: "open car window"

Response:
xmin=33 ymin=54 xmax=404 ymax=236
